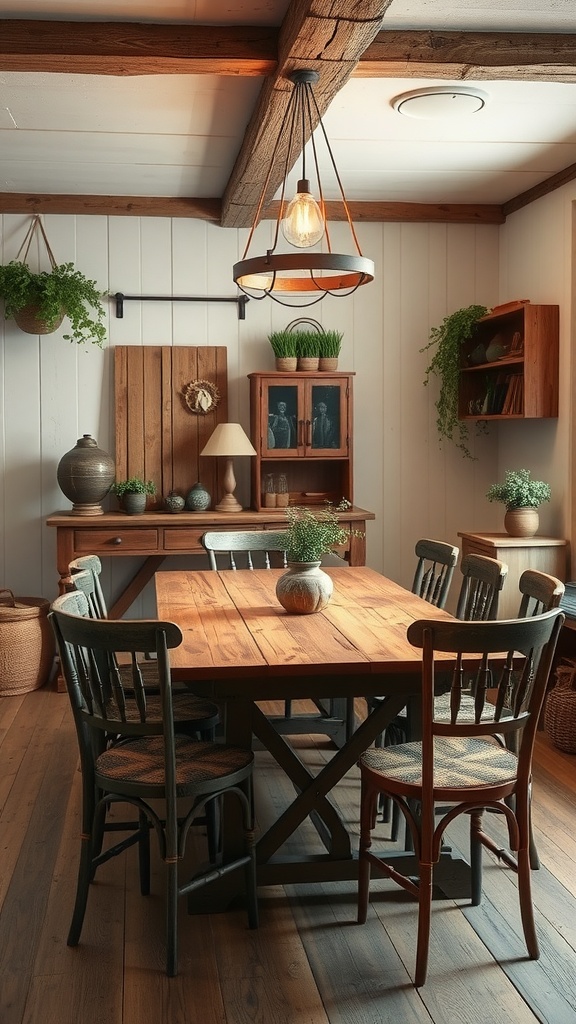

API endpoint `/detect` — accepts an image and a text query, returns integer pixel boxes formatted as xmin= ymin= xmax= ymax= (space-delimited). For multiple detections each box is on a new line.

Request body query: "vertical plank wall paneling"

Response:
xmin=0 ymin=211 xmax=512 ymax=615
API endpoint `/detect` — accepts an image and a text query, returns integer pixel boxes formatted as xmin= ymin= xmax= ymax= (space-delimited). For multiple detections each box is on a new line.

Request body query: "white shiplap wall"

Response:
xmin=0 ymin=212 xmax=505 ymax=615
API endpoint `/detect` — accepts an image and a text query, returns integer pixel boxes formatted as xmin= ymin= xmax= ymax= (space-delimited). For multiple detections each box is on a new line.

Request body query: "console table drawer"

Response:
xmin=163 ymin=528 xmax=205 ymax=552
xmin=74 ymin=529 xmax=160 ymax=553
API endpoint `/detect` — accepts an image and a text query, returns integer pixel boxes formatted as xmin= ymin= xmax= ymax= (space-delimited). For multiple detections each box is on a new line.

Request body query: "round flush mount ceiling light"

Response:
xmin=392 ymin=86 xmax=488 ymax=119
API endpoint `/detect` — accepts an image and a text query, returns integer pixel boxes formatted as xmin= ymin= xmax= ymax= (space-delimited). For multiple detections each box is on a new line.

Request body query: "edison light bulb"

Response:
xmin=281 ymin=179 xmax=325 ymax=248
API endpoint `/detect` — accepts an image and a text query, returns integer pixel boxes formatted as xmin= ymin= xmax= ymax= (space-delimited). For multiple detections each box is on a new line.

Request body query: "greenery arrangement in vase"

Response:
xmin=268 ymin=329 xmax=298 ymax=371
xmin=0 ymin=260 xmax=107 ymax=346
xmin=276 ymin=499 xmax=362 ymax=614
xmin=421 ymin=303 xmax=489 ymax=459
xmin=112 ymin=477 xmax=156 ymax=514
xmin=486 ymin=469 xmax=551 ymax=537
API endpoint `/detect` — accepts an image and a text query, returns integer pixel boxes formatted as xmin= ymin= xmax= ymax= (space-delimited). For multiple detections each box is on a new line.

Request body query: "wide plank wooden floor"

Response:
xmin=1 ymin=689 xmax=576 ymax=1024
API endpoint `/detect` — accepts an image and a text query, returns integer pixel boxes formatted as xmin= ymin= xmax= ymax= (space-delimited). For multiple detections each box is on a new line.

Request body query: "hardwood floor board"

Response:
xmin=0 ymin=691 xmax=67 ymax=855
xmin=0 ymin=698 xmax=82 ymax=1024
xmin=3 ymin=690 xmax=576 ymax=1023
xmin=441 ymin=817 xmax=576 ymax=1024
xmin=211 ymin=895 xmax=330 ymax=1024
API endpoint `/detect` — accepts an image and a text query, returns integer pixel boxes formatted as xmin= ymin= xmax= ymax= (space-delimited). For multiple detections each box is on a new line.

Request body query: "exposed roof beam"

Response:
xmin=2 ymin=21 xmax=576 ymax=81
xmin=358 ymin=30 xmax=576 ymax=82
xmin=221 ymin=0 xmax=394 ymax=229
xmin=0 ymin=20 xmax=277 ymax=75
xmin=0 ymin=193 xmax=504 ymax=224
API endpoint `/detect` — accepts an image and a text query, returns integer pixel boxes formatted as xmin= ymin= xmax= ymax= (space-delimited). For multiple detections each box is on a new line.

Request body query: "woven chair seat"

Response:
xmin=97 ymin=736 xmax=253 ymax=790
xmin=432 ymin=691 xmax=499 ymax=724
xmin=103 ymin=691 xmax=220 ymax=726
xmin=361 ymin=737 xmax=518 ymax=789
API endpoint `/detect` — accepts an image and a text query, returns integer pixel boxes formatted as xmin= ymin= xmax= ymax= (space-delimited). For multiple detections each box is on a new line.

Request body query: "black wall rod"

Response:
xmin=113 ymin=292 xmax=249 ymax=320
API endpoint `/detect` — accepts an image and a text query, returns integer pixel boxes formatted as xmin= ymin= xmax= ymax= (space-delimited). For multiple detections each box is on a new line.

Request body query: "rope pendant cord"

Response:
xmin=16 ymin=214 xmax=58 ymax=270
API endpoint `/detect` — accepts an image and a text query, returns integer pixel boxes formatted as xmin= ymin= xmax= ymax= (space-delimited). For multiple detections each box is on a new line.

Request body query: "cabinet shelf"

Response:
xmin=458 ymin=301 xmax=558 ymax=421
xmin=249 ymin=372 xmax=354 ymax=511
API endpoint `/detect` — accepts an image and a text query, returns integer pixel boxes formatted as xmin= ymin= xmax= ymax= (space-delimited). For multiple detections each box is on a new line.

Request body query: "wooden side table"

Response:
xmin=458 ymin=532 xmax=570 ymax=620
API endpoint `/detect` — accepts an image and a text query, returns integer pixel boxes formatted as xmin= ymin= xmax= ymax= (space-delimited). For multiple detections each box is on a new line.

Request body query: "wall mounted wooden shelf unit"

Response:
xmin=458 ymin=301 xmax=559 ymax=421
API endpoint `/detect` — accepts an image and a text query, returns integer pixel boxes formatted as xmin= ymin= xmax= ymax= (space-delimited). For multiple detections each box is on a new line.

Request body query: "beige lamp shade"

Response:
xmin=200 ymin=422 xmax=256 ymax=512
xmin=200 ymin=422 xmax=256 ymax=458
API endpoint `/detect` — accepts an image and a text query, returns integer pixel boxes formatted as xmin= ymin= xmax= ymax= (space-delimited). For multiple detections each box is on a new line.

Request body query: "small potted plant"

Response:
xmin=486 ymin=469 xmax=551 ymax=537
xmin=268 ymin=329 xmax=298 ymax=372
xmin=112 ymin=477 xmax=156 ymax=515
xmin=295 ymin=331 xmax=321 ymax=371
xmin=421 ymin=303 xmax=489 ymax=459
xmin=276 ymin=499 xmax=361 ymax=613
xmin=318 ymin=329 xmax=343 ymax=371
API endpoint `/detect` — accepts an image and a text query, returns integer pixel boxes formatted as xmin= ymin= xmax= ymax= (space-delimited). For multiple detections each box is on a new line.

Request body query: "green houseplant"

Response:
xmin=277 ymin=499 xmax=361 ymax=614
xmin=0 ymin=259 xmax=107 ymax=347
xmin=112 ymin=477 xmax=156 ymax=515
xmin=421 ymin=303 xmax=489 ymax=459
xmin=295 ymin=330 xmax=321 ymax=370
xmin=486 ymin=469 xmax=551 ymax=537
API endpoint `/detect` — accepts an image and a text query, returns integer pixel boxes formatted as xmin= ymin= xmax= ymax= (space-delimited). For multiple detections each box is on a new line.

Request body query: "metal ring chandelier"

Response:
xmin=233 ymin=69 xmax=375 ymax=307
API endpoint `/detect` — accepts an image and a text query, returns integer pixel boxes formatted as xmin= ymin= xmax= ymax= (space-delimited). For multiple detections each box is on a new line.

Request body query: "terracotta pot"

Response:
xmin=275 ymin=561 xmax=333 ymax=614
xmin=504 ymin=507 xmax=539 ymax=538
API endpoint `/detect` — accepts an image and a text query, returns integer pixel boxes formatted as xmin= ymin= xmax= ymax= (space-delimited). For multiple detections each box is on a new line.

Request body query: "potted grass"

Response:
xmin=268 ymin=329 xmax=298 ymax=371
xmin=318 ymin=329 xmax=343 ymax=371
xmin=295 ymin=331 xmax=321 ymax=371
xmin=112 ymin=477 xmax=156 ymax=515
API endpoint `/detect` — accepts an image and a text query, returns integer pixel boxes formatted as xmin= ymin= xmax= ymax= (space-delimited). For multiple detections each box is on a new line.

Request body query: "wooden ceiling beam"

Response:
xmin=357 ymin=30 xmax=576 ymax=82
xmin=220 ymin=0 xmax=393 ymax=228
xmin=0 ymin=20 xmax=277 ymax=76
xmin=0 ymin=194 xmax=222 ymax=221
xmin=0 ymin=192 xmax=505 ymax=224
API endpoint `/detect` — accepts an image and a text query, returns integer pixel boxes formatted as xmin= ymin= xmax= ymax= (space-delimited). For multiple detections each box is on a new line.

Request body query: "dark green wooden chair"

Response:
xmin=49 ymin=592 xmax=258 ymax=977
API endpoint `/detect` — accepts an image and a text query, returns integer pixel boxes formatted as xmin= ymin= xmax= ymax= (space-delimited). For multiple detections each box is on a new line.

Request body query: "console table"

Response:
xmin=47 ymin=506 xmax=374 ymax=617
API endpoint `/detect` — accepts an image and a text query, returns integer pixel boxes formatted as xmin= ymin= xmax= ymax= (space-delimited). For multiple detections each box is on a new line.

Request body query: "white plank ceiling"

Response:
xmin=0 ymin=0 xmax=575 ymax=210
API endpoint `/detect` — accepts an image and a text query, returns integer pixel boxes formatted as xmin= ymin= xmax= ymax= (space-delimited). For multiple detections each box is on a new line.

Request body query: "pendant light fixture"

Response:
xmin=233 ymin=69 xmax=374 ymax=307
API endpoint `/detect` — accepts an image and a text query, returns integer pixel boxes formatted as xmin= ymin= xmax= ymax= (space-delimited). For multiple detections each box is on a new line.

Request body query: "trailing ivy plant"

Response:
xmin=421 ymin=304 xmax=489 ymax=459
xmin=0 ymin=259 xmax=107 ymax=347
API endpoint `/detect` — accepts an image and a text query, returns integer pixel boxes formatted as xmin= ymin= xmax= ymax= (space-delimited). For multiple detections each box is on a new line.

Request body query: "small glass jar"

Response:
xmin=263 ymin=473 xmax=276 ymax=508
xmin=276 ymin=473 xmax=289 ymax=507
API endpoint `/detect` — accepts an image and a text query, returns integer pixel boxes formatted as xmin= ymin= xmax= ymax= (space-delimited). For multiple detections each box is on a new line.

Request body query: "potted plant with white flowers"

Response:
xmin=486 ymin=469 xmax=551 ymax=537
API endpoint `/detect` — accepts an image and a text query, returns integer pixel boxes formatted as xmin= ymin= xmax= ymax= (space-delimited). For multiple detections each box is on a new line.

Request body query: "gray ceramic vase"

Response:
xmin=57 ymin=434 xmax=115 ymax=516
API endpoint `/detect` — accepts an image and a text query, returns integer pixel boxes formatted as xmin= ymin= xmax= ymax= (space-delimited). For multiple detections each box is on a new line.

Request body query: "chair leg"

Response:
xmin=357 ymin=781 xmax=375 ymax=924
xmin=516 ymin=797 xmax=540 ymax=959
xmin=415 ymin=862 xmax=433 ymax=987
xmin=165 ymin=859 xmax=179 ymax=977
xmin=284 ymin=699 xmax=292 ymax=718
xmin=469 ymin=810 xmax=483 ymax=906
xmin=243 ymin=780 xmax=259 ymax=930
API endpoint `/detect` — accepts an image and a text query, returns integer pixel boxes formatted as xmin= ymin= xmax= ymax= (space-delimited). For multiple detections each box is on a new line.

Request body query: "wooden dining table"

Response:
xmin=155 ymin=565 xmax=468 ymax=910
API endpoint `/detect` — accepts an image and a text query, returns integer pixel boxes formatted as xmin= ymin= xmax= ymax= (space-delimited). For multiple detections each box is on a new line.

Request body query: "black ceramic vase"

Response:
xmin=57 ymin=434 xmax=115 ymax=516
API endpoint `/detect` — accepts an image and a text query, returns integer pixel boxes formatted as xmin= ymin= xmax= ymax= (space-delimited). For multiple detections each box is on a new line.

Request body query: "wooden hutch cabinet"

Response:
xmin=248 ymin=371 xmax=354 ymax=511
xmin=458 ymin=301 xmax=559 ymax=422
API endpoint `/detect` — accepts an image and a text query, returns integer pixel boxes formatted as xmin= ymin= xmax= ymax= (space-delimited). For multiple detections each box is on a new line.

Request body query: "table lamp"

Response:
xmin=200 ymin=422 xmax=256 ymax=512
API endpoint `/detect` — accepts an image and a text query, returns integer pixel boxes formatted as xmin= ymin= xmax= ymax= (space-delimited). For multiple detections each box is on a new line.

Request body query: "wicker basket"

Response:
xmin=544 ymin=658 xmax=576 ymax=753
xmin=0 ymin=590 xmax=55 ymax=696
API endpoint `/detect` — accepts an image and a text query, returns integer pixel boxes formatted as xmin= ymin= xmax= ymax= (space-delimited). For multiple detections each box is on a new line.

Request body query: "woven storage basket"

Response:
xmin=544 ymin=658 xmax=576 ymax=753
xmin=0 ymin=590 xmax=55 ymax=696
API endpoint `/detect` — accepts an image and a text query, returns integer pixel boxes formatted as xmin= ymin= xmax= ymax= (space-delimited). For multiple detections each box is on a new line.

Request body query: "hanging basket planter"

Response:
xmin=13 ymin=303 xmax=65 ymax=336
xmin=0 ymin=215 xmax=107 ymax=346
